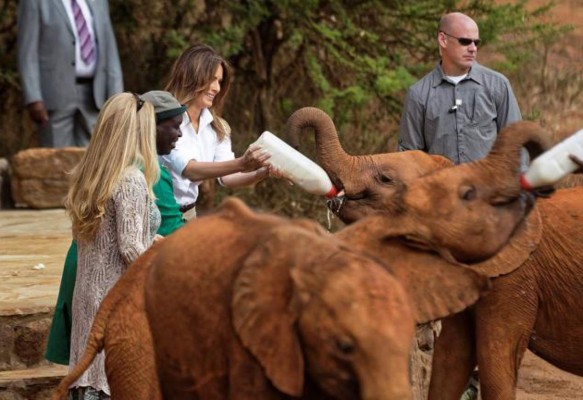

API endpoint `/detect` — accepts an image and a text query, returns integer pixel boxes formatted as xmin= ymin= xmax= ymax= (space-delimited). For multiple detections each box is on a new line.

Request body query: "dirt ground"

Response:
xmin=516 ymin=351 xmax=583 ymax=399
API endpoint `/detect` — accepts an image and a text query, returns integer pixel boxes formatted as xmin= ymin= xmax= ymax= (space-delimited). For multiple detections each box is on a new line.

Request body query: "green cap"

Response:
xmin=141 ymin=90 xmax=187 ymax=122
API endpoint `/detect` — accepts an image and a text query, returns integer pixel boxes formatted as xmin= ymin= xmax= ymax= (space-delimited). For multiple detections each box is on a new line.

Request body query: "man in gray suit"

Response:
xmin=17 ymin=0 xmax=123 ymax=148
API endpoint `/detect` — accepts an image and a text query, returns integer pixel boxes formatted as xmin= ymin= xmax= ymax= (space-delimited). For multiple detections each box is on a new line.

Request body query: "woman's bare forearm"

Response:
xmin=181 ymin=158 xmax=246 ymax=181
xmin=220 ymin=167 xmax=270 ymax=188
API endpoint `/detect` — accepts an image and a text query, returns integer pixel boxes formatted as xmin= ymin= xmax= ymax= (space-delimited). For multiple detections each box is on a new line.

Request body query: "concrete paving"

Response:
xmin=0 ymin=209 xmax=71 ymax=316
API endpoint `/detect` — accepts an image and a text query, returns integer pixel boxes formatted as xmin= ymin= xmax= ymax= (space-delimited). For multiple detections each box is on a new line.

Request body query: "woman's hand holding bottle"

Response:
xmin=239 ymin=143 xmax=271 ymax=173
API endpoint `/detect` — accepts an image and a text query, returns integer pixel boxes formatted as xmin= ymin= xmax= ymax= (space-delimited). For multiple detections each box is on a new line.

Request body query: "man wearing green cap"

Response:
xmin=142 ymin=90 xmax=187 ymax=236
xmin=45 ymin=91 xmax=187 ymax=365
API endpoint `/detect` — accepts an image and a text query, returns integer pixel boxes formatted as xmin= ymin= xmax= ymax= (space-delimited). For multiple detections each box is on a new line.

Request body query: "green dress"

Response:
xmin=45 ymin=241 xmax=77 ymax=364
xmin=44 ymin=164 xmax=184 ymax=365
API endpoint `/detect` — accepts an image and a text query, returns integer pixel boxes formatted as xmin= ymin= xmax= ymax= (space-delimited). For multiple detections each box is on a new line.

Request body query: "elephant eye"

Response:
xmin=336 ymin=338 xmax=356 ymax=355
xmin=346 ymin=191 xmax=368 ymax=201
xmin=459 ymin=185 xmax=477 ymax=201
xmin=400 ymin=235 xmax=432 ymax=251
xmin=379 ymin=174 xmax=393 ymax=184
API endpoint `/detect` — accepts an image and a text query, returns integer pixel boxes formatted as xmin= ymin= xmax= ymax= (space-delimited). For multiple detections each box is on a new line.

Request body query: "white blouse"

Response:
xmin=160 ymin=109 xmax=234 ymax=206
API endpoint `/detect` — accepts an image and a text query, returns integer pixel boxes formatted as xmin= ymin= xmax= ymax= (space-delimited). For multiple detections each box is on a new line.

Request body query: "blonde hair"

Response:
xmin=164 ymin=43 xmax=232 ymax=141
xmin=66 ymin=92 xmax=159 ymax=241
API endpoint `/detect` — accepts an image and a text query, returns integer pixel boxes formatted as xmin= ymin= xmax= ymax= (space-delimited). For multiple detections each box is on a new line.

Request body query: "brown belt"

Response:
xmin=179 ymin=202 xmax=196 ymax=213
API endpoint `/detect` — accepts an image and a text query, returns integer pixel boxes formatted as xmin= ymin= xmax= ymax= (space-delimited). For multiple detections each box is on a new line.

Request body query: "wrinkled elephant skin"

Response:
xmin=429 ymin=187 xmax=583 ymax=400
xmin=53 ymin=193 xmax=492 ymax=400
xmin=284 ymin=106 xmax=452 ymax=223
xmin=286 ymin=107 xmax=583 ymax=399
xmin=145 ymin=197 xmax=415 ymax=399
xmin=145 ymin=197 xmax=489 ymax=400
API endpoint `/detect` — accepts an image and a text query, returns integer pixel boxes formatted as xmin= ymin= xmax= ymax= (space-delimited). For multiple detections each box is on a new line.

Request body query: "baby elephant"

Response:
xmin=52 ymin=197 xmax=487 ymax=400
xmin=145 ymin=197 xmax=487 ymax=400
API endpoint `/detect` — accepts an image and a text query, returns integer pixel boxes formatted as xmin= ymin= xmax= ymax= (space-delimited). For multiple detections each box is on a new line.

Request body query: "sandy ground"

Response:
xmin=516 ymin=351 xmax=583 ymax=399
xmin=0 ymin=209 xmax=70 ymax=316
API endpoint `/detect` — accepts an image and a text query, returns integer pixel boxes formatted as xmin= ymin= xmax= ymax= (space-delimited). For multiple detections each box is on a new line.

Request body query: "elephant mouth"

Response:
xmin=521 ymin=190 xmax=537 ymax=216
xmin=505 ymin=190 xmax=536 ymax=213
xmin=327 ymin=192 xmax=346 ymax=214
xmin=326 ymin=187 xmax=368 ymax=216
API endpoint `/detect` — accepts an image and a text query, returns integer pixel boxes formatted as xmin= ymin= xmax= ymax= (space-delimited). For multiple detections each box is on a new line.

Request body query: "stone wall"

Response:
xmin=0 ymin=313 xmax=52 ymax=372
xmin=0 ymin=312 xmax=64 ymax=400
xmin=10 ymin=148 xmax=85 ymax=209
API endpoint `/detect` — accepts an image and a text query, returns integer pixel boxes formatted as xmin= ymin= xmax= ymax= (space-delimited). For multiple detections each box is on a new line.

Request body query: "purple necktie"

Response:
xmin=71 ymin=0 xmax=95 ymax=64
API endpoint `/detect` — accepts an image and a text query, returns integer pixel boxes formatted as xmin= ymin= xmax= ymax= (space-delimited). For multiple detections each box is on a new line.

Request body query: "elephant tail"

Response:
xmin=51 ymin=263 xmax=129 ymax=399
xmin=51 ymin=242 xmax=161 ymax=400
xmin=51 ymin=326 xmax=105 ymax=399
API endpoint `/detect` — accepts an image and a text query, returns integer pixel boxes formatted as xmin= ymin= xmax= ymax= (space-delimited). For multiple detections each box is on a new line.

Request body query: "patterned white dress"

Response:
xmin=69 ymin=167 xmax=160 ymax=396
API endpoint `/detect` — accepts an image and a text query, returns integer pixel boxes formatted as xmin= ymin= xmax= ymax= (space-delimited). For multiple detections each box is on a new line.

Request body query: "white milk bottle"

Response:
xmin=253 ymin=131 xmax=339 ymax=198
xmin=520 ymin=128 xmax=583 ymax=189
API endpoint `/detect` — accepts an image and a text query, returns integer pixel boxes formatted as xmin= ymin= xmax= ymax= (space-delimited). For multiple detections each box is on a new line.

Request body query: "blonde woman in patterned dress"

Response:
xmin=65 ymin=92 xmax=161 ymax=400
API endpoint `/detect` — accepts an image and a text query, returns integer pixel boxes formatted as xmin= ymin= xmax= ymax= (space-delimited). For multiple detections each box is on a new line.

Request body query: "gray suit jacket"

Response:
xmin=17 ymin=0 xmax=123 ymax=110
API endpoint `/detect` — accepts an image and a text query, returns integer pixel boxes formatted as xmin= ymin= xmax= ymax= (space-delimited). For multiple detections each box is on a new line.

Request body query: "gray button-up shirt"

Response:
xmin=398 ymin=62 xmax=522 ymax=164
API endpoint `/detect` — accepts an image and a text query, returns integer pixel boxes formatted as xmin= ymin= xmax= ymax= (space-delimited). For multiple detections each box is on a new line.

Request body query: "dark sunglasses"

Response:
xmin=440 ymin=31 xmax=481 ymax=47
xmin=132 ymin=92 xmax=145 ymax=112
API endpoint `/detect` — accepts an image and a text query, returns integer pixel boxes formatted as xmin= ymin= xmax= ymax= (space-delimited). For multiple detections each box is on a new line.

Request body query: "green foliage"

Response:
xmin=375 ymin=67 xmax=417 ymax=97
xmin=481 ymin=1 xmax=581 ymax=123
xmin=0 ymin=0 xmax=37 ymax=154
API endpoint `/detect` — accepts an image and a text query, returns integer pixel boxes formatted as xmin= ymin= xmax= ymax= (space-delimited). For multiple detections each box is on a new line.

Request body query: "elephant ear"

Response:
xmin=338 ymin=216 xmax=490 ymax=323
xmin=377 ymin=241 xmax=490 ymax=323
xmin=471 ymin=208 xmax=542 ymax=278
xmin=232 ymin=227 xmax=309 ymax=397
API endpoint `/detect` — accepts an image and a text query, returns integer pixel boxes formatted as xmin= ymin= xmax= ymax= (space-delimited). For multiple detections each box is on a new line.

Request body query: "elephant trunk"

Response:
xmin=354 ymin=334 xmax=413 ymax=400
xmin=476 ymin=121 xmax=553 ymax=190
xmin=284 ymin=107 xmax=352 ymax=187
xmin=358 ymin=364 xmax=412 ymax=400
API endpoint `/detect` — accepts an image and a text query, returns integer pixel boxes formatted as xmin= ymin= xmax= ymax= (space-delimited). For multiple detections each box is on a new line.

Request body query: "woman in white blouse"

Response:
xmin=162 ymin=43 xmax=275 ymax=220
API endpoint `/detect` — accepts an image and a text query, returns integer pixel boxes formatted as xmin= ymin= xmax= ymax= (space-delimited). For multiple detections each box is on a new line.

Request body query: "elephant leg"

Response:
xmin=474 ymin=278 xmax=537 ymax=400
xmin=105 ymin=305 xmax=160 ymax=399
xmin=428 ymin=310 xmax=476 ymax=400
xmin=104 ymin=263 xmax=161 ymax=400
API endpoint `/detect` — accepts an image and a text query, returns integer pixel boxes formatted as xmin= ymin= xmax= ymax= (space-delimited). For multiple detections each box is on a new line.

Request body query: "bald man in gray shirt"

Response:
xmin=398 ymin=12 xmax=522 ymax=165
xmin=399 ymin=12 xmax=523 ymax=400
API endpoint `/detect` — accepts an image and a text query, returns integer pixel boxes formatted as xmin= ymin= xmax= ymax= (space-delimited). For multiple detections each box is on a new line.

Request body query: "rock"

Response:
xmin=10 ymin=148 xmax=85 ymax=180
xmin=410 ymin=322 xmax=441 ymax=400
xmin=13 ymin=319 xmax=51 ymax=367
xmin=0 ymin=314 xmax=53 ymax=371
xmin=0 ymin=365 xmax=68 ymax=400
xmin=11 ymin=179 xmax=71 ymax=209
xmin=0 ymin=323 xmax=15 ymax=369
xmin=410 ymin=342 xmax=434 ymax=400
xmin=10 ymin=148 xmax=85 ymax=209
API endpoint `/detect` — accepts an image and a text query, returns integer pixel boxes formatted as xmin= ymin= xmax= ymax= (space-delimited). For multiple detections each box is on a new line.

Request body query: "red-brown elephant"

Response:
xmin=286 ymin=107 xmax=583 ymax=399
